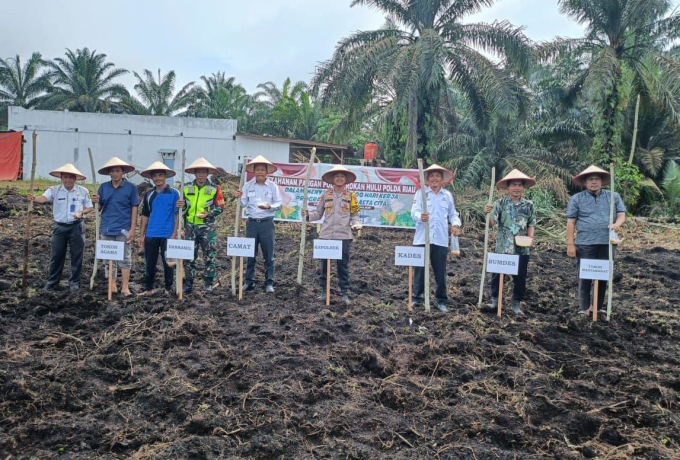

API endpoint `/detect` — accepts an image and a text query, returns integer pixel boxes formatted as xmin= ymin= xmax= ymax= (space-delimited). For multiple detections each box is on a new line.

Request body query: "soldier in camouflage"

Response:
xmin=177 ymin=158 xmax=225 ymax=293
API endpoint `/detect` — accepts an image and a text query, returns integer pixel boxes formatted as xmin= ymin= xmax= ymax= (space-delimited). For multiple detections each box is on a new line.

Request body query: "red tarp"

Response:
xmin=0 ymin=131 xmax=22 ymax=181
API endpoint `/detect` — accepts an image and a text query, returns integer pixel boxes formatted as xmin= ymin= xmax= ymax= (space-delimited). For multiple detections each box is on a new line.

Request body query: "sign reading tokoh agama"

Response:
xmin=227 ymin=237 xmax=256 ymax=257
xmin=394 ymin=246 xmax=425 ymax=267
xmin=96 ymin=240 xmax=125 ymax=261
xmin=486 ymin=253 xmax=520 ymax=275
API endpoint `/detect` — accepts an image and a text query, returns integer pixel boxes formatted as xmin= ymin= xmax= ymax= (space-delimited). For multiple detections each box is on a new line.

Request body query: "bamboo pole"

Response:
xmin=88 ymin=148 xmax=100 ymax=290
xmin=21 ymin=131 xmax=38 ymax=291
xmin=478 ymin=168 xmax=496 ymax=307
xmin=417 ymin=159 xmax=431 ymax=312
xmin=232 ymin=157 xmax=248 ymax=296
xmin=176 ymin=149 xmax=185 ymax=299
xmin=627 ymin=95 xmax=641 ymax=164
xmin=607 ymin=163 xmax=615 ymax=321
xmin=297 ymin=147 xmax=317 ymax=300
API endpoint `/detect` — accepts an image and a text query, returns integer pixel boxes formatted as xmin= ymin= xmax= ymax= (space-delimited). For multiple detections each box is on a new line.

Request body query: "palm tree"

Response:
xmin=125 ymin=69 xmax=195 ymax=116
xmin=44 ymin=48 xmax=129 ymax=112
xmin=256 ymin=78 xmax=320 ymax=139
xmin=0 ymin=52 xmax=49 ymax=108
xmin=312 ymin=0 xmax=533 ymax=165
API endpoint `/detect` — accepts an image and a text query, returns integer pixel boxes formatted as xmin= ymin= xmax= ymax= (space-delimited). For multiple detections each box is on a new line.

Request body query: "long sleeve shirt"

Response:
xmin=307 ymin=188 xmax=361 ymax=240
xmin=411 ymin=187 xmax=461 ymax=247
xmin=240 ymin=178 xmax=282 ymax=219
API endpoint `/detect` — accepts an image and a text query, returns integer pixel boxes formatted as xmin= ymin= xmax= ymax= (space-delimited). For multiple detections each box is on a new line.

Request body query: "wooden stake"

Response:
xmin=607 ymin=163 xmax=615 ymax=321
xmin=108 ymin=260 xmax=113 ymax=301
xmin=297 ymin=147 xmax=316 ymax=300
xmin=176 ymin=149 xmax=185 ymax=299
xmin=238 ymin=256 xmax=244 ymax=300
xmin=232 ymin=158 xmax=248 ymax=296
xmin=21 ymin=131 xmax=37 ymax=291
xmin=497 ymin=274 xmax=504 ymax=317
xmin=88 ymin=148 xmax=100 ymax=290
xmin=326 ymin=259 xmax=331 ymax=306
xmin=478 ymin=168 xmax=496 ymax=307
xmin=408 ymin=266 xmax=413 ymax=312
xmin=593 ymin=281 xmax=599 ymax=322
xmin=417 ymin=159 xmax=430 ymax=313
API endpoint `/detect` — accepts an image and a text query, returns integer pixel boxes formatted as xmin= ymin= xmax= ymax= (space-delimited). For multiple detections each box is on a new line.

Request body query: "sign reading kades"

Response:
xmin=96 ymin=240 xmax=125 ymax=261
xmin=486 ymin=253 xmax=520 ymax=275
xmin=166 ymin=239 xmax=195 ymax=260
xmin=313 ymin=239 xmax=343 ymax=260
xmin=394 ymin=246 xmax=425 ymax=267
xmin=579 ymin=259 xmax=610 ymax=281
xmin=227 ymin=237 xmax=256 ymax=257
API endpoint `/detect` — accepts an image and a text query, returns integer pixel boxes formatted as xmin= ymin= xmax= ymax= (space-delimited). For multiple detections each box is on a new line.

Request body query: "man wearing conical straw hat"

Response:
xmin=176 ymin=157 xmax=225 ymax=294
xmin=566 ymin=165 xmax=626 ymax=315
xmin=411 ymin=164 xmax=460 ymax=313
xmin=483 ymin=169 xmax=537 ymax=315
xmin=137 ymin=161 xmax=181 ymax=296
xmin=231 ymin=155 xmax=282 ymax=293
xmin=27 ymin=163 xmax=94 ymax=294
xmin=301 ymin=165 xmax=362 ymax=305
xmin=91 ymin=157 xmax=138 ymax=296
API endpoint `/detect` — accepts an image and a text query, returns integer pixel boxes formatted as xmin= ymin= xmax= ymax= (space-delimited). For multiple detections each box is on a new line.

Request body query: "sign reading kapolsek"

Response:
xmin=394 ymin=246 xmax=425 ymax=267
xmin=486 ymin=253 xmax=520 ymax=275
xmin=227 ymin=237 xmax=256 ymax=257
xmin=166 ymin=239 xmax=195 ymax=260
xmin=579 ymin=259 xmax=610 ymax=281
xmin=313 ymin=240 xmax=342 ymax=260
xmin=96 ymin=240 xmax=125 ymax=261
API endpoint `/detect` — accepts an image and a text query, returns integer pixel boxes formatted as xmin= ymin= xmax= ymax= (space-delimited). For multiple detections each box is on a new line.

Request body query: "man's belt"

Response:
xmin=56 ymin=219 xmax=82 ymax=226
xmin=248 ymin=216 xmax=274 ymax=223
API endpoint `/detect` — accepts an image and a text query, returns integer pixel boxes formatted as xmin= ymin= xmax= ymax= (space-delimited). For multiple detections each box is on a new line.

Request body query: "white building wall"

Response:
xmin=233 ymin=136 xmax=290 ymax=174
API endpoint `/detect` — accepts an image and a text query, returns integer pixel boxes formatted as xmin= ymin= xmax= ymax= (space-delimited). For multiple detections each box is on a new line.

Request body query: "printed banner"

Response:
xmin=246 ymin=163 xmax=422 ymax=228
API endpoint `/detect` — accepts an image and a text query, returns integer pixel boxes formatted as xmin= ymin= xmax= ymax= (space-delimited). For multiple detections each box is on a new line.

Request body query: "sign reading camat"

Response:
xmin=579 ymin=259 xmax=610 ymax=281
xmin=166 ymin=239 xmax=195 ymax=260
xmin=227 ymin=237 xmax=256 ymax=257
xmin=486 ymin=253 xmax=520 ymax=275
xmin=394 ymin=246 xmax=425 ymax=267
xmin=96 ymin=240 xmax=125 ymax=261
xmin=313 ymin=239 xmax=343 ymax=260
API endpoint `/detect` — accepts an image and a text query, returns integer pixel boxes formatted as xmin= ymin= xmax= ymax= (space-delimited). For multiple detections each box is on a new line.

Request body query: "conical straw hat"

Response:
xmin=185 ymin=157 xmax=219 ymax=175
xmin=245 ymin=155 xmax=277 ymax=174
xmin=423 ymin=164 xmax=455 ymax=185
xmin=49 ymin=163 xmax=86 ymax=181
xmin=322 ymin=165 xmax=357 ymax=184
xmin=496 ymin=168 xmax=536 ymax=189
xmin=572 ymin=165 xmax=610 ymax=187
xmin=141 ymin=161 xmax=177 ymax=179
xmin=98 ymin=156 xmax=135 ymax=175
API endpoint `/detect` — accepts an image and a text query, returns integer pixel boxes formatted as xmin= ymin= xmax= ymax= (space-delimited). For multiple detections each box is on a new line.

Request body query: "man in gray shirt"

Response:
xmin=566 ymin=165 xmax=626 ymax=314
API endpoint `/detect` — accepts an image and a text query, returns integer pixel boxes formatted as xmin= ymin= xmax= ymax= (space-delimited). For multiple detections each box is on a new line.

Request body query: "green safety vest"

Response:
xmin=183 ymin=183 xmax=219 ymax=225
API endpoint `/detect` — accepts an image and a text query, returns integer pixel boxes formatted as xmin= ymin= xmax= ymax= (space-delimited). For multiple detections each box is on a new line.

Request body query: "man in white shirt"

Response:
xmin=27 ymin=163 xmax=94 ymax=293
xmin=411 ymin=164 xmax=461 ymax=312
xmin=232 ymin=156 xmax=282 ymax=293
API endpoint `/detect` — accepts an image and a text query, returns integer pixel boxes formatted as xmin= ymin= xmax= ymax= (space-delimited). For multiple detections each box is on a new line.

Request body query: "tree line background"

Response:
xmin=2 ymin=0 xmax=680 ymax=219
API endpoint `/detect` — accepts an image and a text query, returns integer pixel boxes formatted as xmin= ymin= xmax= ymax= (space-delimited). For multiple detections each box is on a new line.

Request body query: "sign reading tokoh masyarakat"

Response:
xmin=579 ymin=259 xmax=610 ymax=281
xmin=394 ymin=246 xmax=425 ymax=267
xmin=227 ymin=237 xmax=256 ymax=257
xmin=486 ymin=253 xmax=520 ymax=275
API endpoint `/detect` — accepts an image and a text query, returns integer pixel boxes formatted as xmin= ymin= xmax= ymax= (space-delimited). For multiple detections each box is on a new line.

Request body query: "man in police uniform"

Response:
xmin=27 ymin=163 xmax=94 ymax=293
xmin=177 ymin=157 xmax=225 ymax=294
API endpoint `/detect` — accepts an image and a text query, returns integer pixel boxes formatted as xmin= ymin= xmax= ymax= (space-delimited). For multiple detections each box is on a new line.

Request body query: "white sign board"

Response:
xmin=394 ymin=246 xmax=425 ymax=267
xmin=166 ymin=239 xmax=195 ymax=260
xmin=486 ymin=253 xmax=520 ymax=275
xmin=96 ymin=240 xmax=125 ymax=261
xmin=227 ymin=237 xmax=256 ymax=257
xmin=313 ymin=239 xmax=343 ymax=260
xmin=579 ymin=259 xmax=610 ymax=281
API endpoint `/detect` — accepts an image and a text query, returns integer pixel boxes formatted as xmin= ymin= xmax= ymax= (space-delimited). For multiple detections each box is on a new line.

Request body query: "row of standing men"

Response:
xmin=26 ymin=156 xmax=625 ymax=314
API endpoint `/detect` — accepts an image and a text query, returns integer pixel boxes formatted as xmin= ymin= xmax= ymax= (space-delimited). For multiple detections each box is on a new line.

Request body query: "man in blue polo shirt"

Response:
xmin=137 ymin=161 xmax=180 ymax=296
xmin=91 ymin=157 xmax=138 ymax=296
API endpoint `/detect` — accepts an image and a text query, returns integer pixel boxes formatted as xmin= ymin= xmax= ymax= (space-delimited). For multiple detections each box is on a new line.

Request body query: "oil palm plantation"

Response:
xmin=0 ymin=52 xmax=49 ymax=108
xmin=312 ymin=0 xmax=533 ymax=165
xmin=256 ymin=78 xmax=320 ymax=139
xmin=125 ymin=69 xmax=195 ymax=116
xmin=44 ymin=48 xmax=129 ymax=112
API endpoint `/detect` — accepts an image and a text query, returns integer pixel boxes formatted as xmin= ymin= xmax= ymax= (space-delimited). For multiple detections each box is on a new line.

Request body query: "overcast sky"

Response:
xmin=1 ymin=0 xmax=679 ymax=94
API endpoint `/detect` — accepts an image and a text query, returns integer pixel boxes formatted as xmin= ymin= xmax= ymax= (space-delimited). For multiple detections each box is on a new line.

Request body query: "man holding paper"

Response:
xmin=231 ymin=156 xmax=281 ymax=293
xmin=302 ymin=165 xmax=362 ymax=305
xmin=483 ymin=169 xmax=536 ymax=315
xmin=566 ymin=165 xmax=626 ymax=314
xmin=411 ymin=164 xmax=460 ymax=312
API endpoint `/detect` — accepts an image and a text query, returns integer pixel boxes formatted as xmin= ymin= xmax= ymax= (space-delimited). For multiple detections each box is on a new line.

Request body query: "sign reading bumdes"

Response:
xmin=486 ymin=253 xmax=520 ymax=275
xmin=579 ymin=259 xmax=609 ymax=281
xmin=227 ymin=237 xmax=256 ymax=257
xmin=96 ymin=240 xmax=125 ymax=261
xmin=313 ymin=239 xmax=343 ymax=260
xmin=394 ymin=246 xmax=425 ymax=267
xmin=166 ymin=239 xmax=195 ymax=260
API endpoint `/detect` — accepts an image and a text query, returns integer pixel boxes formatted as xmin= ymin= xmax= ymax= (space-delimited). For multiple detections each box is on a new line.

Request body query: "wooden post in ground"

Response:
xmin=238 ymin=256 xmax=244 ymax=300
xmin=497 ymin=274 xmax=504 ymax=317
xmin=88 ymin=148 xmax=100 ymax=290
xmin=607 ymin=163 xmax=616 ymax=322
xmin=22 ymin=131 xmax=38 ymax=291
xmin=232 ymin=158 xmax=248 ymax=296
xmin=176 ymin=149 xmax=185 ymax=299
xmin=417 ymin=159 xmax=430 ymax=313
xmin=592 ymin=282 xmax=599 ymax=322
xmin=478 ymin=168 xmax=496 ymax=307
xmin=108 ymin=260 xmax=113 ymax=301
xmin=326 ymin=259 xmax=331 ymax=306
xmin=407 ymin=267 xmax=413 ymax=312
xmin=297 ymin=148 xmax=316 ymax=301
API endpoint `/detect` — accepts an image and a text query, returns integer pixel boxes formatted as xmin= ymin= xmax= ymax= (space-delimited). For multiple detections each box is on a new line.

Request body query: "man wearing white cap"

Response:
xmin=91 ymin=157 xmax=138 ymax=296
xmin=411 ymin=164 xmax=460 ymax=312
xmin=231 ymin=155 xmax=282 ymax=293
xmin=137 ymin=161 xmax=181 ymax=296
xmin=566 ymin=165 xmax=626 ymax=314
xmin=302 ymin=165 xmax=362 ymax=305
xmin=177 ymin=157 xmax=225 ymax=294
xmin=27 ymin=163 xmax=94 ymax=293
xmin=483 ymin=169 xmax=537 ymax=315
